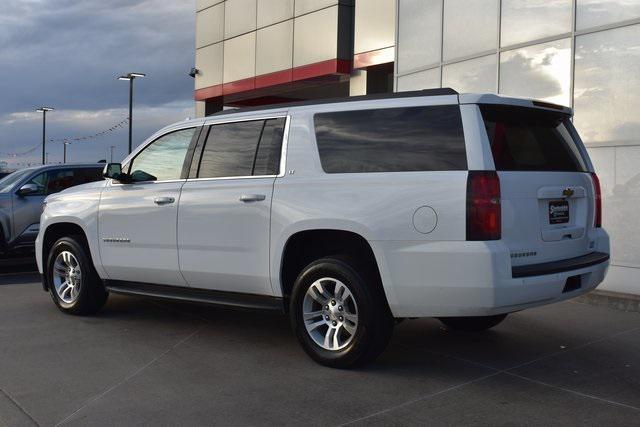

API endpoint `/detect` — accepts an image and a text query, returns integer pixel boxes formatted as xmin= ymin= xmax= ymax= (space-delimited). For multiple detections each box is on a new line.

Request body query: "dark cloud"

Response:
xmin=0 ymin=0 xmax=195 ymax=167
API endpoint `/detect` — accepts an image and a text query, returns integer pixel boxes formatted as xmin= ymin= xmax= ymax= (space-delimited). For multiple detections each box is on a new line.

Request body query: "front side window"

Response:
xmin=0 ymin=169 xmax=31 ymax=193
xmin=23 ymin=171 xmax=48 ymax=196
xmin=20 ymin=169 xmax=82 ymax=196
xmin=129 ymin=128 xmax=196 ymax=182
xmin=197 ymin=118 xmax=285 ymax=178
xmin=314 ymin=105 xmax=467 ymax=173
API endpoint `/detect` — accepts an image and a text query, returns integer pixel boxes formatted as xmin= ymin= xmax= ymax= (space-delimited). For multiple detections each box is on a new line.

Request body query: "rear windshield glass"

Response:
xmin=481 ymin=105 xmax=587 ymax=172
xmin=314 ymin=105 xmax=467 ymax=173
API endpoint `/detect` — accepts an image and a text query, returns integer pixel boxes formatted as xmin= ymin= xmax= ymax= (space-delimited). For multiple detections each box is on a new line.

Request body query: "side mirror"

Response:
xmin=17 ymin=183 xmax=38 ymax=197
xmin=103 ymin=163 xmax=131 ymax=183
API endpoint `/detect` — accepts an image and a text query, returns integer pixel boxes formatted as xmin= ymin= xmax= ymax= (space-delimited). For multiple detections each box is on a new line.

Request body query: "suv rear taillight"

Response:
xmin=590 ymin=172 xmax=602 ymax=228
xmin=466 ymin=171 xmax=501 ymax=240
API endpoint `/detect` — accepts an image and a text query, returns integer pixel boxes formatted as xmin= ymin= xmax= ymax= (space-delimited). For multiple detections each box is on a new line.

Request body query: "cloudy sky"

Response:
xmin=0 ymin=0 xmax=195 ymax=168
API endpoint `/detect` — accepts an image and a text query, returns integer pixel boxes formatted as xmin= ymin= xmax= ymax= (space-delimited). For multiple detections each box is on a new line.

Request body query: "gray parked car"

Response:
xmin=0 ymin=164 xmax=104 ymax=254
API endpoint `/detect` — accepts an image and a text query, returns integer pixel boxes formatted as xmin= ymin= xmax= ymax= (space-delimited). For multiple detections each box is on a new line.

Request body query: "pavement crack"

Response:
xmin=338 ymin=371 xmax=502 ymax=426
xmin=0 ymin=385 xmax=40 ymax=426
xmin=54 ymin=326 xmax=203 ymax=426
xmin=504 ymin=325 xmax=640 ymax=373
xmin=505 ymin=371 xmax=640 ymax=412
xmin=353 ymin=325 xmax=640 ymax=424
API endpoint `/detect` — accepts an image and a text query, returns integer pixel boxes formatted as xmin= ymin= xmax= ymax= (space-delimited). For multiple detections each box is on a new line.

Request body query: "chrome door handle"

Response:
xmin=239 ymin=194 xmax=266 ymax=203
xmin=154 ymin=196 xmax=175 ymax=205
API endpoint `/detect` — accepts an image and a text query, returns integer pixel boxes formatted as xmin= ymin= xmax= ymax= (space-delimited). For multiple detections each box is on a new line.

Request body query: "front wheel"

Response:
xmin=47 ymin=235 xmax=108 ymax=315
xmin=290 ymin=257 xmax=393 ymax=368
xmin=439 ymin=314 xmax=508 ymax=332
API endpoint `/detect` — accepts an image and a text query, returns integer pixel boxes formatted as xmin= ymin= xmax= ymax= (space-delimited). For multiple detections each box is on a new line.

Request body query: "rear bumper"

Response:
xmin=371 ymin=229 xmax=610 ymax=318
xmin=512 ymin=252 xmax=609 ymax=278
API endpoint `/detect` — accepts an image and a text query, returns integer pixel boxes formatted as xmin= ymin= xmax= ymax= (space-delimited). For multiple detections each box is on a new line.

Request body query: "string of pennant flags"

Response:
xmin=0 ymin=144 xmax=41 ymax=158
xmin=48 ymin=117 xmax=129 ymax=144
xmin=0 ymin=117 xmax=129 ymax=159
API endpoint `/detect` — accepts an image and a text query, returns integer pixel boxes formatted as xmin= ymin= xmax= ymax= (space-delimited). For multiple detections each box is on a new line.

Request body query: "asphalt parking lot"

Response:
xmin=0 ymin=270 xmax=639 ymax=426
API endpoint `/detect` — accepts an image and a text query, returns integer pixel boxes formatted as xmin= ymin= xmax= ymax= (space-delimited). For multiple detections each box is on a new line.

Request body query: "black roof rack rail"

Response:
xmin=208 ymin=88 xmax=459 ymax=117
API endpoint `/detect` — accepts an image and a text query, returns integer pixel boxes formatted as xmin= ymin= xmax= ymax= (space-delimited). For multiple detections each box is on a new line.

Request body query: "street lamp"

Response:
xmin=63 ymin=142 xmax=70 ymax=163
xmin=35 ymin=107 xmax=54 ymax=164
xmin=117 ymin=72 xmax=145 ymax=154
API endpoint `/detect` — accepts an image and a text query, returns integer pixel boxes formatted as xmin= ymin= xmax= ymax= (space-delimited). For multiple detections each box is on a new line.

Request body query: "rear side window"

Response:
xmin=314 ymin=105 xmax=467 ymax=173
xmin=197 ymin=118 xmax=285 ymax=178
xmin=253 ymin=118 xmax=286 ymax=176
xmin=74 ymin=168 xmax=103 ymax=186
xmin=481 ymin=105 xmax=587 ymax=172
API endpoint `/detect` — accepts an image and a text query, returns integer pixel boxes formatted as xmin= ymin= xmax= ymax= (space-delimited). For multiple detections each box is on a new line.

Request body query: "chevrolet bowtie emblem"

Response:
xmin=562 ymin=188 xmax=574 ymax=197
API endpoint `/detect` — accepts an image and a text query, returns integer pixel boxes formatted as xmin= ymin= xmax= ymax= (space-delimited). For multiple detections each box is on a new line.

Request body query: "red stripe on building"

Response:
xmin=194 ymin=59 xmax=352 ymax=102
xmin=194 ymin=84 xmax=222 ymax=101
xmin=291 ymin=59 xmax=351 ymax=81
xmin=255 ymin=69 xmax=293 ymax=89
xmin=222 ymin=77 xmax=255 ymax=95
xmin=353 ymin=46 xmax=395 ymax=69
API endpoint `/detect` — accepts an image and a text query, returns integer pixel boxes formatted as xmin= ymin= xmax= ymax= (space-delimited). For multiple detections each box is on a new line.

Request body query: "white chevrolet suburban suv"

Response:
xmin=36 ymin=89 xmax=610 ymax=368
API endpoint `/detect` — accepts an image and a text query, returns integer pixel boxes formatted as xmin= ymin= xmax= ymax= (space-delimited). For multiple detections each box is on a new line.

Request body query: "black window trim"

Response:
xmin=186 ymin=114 xmax=290 ymax=182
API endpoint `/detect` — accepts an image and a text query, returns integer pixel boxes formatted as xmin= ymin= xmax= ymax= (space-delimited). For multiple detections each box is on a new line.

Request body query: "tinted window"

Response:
xmin=481 ymin=105 xmax=587 ymax=172
xmin=196 ymin=118 xmax=285 ymax=178
xmin=129 ymin=128 xmax=196 ymax=182
xmin=198 ymin=121 xmax=264 ymax=178
xmin=314 ymin=106 xmax=467 ymax=173
xmin=253 ymin=118 xmax=285 ymax=176
xmin=74 ymin=168 xmax=104 ymax=186
xmin=45 ymin=169 xmax=75 ymax=194
xmin=21 ymin=169 xmax=96 ymax=196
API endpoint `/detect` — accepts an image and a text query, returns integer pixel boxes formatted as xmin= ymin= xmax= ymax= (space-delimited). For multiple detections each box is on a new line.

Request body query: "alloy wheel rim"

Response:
xmin=302 ymin=277 xmax=359 ymax=351
xmin=52 ymin=251 xmax=82 ymax=304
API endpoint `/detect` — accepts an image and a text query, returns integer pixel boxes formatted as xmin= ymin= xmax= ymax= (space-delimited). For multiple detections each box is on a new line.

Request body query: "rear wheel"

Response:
xmin=47 ymin=235 xmax=108 ymax=315
xmin=290 ymin=257 xmax=394 ymax=368
xmin=439 ymin=314 xmax=508 ymax=332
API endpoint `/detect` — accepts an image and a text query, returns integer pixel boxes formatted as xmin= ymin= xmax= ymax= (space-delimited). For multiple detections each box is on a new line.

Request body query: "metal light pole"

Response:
xmin=109 ymin=145 xmax=115 ymax=162
xmin=36 ymin=107 xmax=54 ymax=164
xmin=63 ymin=142 xmax=70 ymax=163
xmin=117 ymin=73 xmax=145 ymax=154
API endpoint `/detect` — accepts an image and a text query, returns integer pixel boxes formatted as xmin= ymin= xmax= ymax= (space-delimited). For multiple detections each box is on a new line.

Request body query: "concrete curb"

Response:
xmin=575 ymin=290 xmax=640 ymax=313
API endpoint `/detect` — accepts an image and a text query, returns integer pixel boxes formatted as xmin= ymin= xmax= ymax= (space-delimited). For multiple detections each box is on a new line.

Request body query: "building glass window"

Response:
xmin=574 ymin=24 xmax=640 ymax=147
xmin=397 ymin=0 xmax=442 ymax=74
xmin=577 ymin=0 xmax=640 ymax=30
xmin=442 ymin=55 xmax=497 ymax=93
xmin=443 ymin=0 xmax=498 ymax=61
xmin=501 ymin=0 xmax=572 ymax=47
xmin=397 ymin=68 xmax=441 ymax=92
xmin=499 ymin=38 xmax=571 ymax=107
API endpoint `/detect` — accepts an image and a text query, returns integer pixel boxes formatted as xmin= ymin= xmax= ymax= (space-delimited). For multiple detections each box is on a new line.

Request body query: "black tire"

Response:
xmin=290 ymin=256 xmax=394 ymax=368
xmin=439 ymin=314 xmax=508 ymax=332
xmin=46 ymin=235 xmax=108 ymax=315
